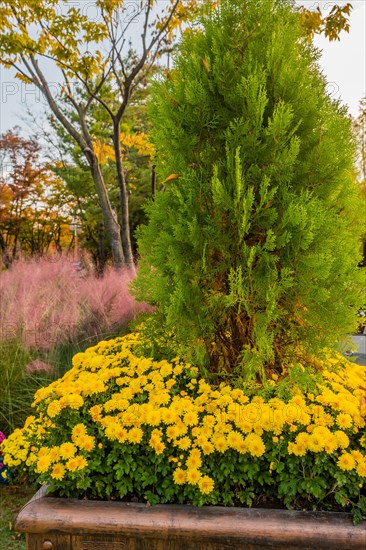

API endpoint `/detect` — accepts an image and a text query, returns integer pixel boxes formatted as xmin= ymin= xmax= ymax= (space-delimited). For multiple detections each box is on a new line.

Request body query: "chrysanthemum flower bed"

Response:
xmin=1 ymin=330 xmax=366 ymax=521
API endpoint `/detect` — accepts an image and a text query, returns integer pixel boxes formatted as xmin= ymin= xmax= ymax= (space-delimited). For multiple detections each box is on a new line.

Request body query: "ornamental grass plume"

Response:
xmin=25 ymin=359 xmax=54 ymax=375
xmin=0 ymin=257 xmax=149 ymax=350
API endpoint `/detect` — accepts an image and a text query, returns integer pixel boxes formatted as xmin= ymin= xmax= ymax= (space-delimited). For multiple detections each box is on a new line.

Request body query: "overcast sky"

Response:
xmin=0 ymin=0 xmax=365 ymax=138
xmin=311 ymin=0 xmax=365 ymax=118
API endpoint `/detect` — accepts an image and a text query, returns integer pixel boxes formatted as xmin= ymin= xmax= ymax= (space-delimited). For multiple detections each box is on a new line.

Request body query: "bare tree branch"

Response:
xmin=29 ymin=55 xmax=88 ymax=153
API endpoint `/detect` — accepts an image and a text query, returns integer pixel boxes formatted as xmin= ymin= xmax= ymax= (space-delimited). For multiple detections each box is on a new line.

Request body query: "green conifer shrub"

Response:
xmin=133 ymin=0 xmax=364 ymax=381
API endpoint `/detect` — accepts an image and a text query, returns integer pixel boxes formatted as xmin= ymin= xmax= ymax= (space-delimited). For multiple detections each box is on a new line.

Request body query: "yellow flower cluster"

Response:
xmin=1 ymin=332 xmax=365 ymax=497
xmin=4 ymin=419 xmax=92 ymax=481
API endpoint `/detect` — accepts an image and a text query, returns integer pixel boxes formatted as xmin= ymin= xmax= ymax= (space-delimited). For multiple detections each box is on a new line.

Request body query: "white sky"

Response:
xmin=0 ymin=0 xmax=365 ymax=137
xmin=310 ymin=0 xmax=365 ymax=118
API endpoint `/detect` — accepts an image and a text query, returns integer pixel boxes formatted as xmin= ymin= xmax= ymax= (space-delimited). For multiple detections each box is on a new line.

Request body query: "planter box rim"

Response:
xmin=15 ymin=486 xmax=366 ymax=549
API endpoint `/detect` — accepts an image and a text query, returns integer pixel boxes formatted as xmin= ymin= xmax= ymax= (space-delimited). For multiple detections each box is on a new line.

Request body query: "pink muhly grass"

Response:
xmin=0 ymin=257 xmax=149 ymax=351
xmin=81 ymin=268 xmax=144 ymax=329
xmin=25 ymin=359 xmax=54 ymax=375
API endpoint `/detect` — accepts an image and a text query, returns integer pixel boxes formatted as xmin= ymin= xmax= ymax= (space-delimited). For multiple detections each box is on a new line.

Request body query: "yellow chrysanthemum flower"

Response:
xmin=288 ymin=442 xmax=306 ymax=457
xmin=336 ymin=413 xmax=353 ymax=430
xmin=153 ymin=440 xmax=166 ymax=455
xmin=75 ymin=456 xmax=88 ymax=469
xmin=89 ymin=405 xmax=102 ymax=421
xmin=334 ymin=431 xmax=350 ymax=449
xmin=227 ymin=431 xmax=245 ymax=451
xmin=351 ymin=450 xmax=364 ymax=463
xmin=48 ymin=447 xmax=61 ymax=462
xmin=77 ymin=435 xmax=95 ymax=452
xmin=59 ymin=442 xmax=77 ymax=459
xmin=211 ymin=434 xmax=228 ymax=453
xmin=184 ymin=411 xmax=199 ymax=426
xmin=186 ymin=468 xmax=201 ymax=485
xmin=66 ymin=458 xmax=79 ymax=472
xmin=60 ymin=394 xmax=84 ymax=410
xmin=337 ymin=453 xmax=356 ymax=471
xmin=356 ymin=460 xmax=366 ymax=477
xmin=173 ymin=468 xmax=187 ymax=485
xmin=36 ymin=455 xmax=51 ymax=473
xmin=174 ymin=436 xmax=191 ymax=450
xmin=51 ymin=463 xmax=66 ymax=480
xmin=245 ymin=433 xmax=265 ymax=457
xmin=201 ymin=441 xmax=215 ymax=455
xmin=47 ymin=401 xmax=62 ymax=418
xmin=72 ymin=423 xmax=87 ymax=439
xmin=127 ymin=427 xmax=143 ymax=444
xmin=186 ymin=450 xmax=202 ymax=469
xmin=104 ymin=421 xmax=121 ymax=441
xmin=307 ymin=433 xmax=324 ymax=453
xmin=198 ymin=475 xmax=214 ymax=495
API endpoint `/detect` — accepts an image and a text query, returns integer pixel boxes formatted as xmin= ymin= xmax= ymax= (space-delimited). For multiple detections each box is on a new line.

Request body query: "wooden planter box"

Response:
xmin=16 ymin=486 xmax=366 ymax=550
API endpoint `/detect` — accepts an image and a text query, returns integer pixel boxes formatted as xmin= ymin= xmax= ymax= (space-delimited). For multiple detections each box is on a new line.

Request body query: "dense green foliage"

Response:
xmin=133 ymin=0 xmax=364 ymax=381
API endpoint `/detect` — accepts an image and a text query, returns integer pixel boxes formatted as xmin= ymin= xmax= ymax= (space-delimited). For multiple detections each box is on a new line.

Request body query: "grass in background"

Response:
xmin=0 ymin=484 xmax=35 ymax=550
xmin=0 ymin=340 xmax=52 ymax=435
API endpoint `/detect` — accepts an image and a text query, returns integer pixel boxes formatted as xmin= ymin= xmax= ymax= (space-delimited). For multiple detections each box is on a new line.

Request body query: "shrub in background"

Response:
xmin=133 ymin=0 xmax=364 ymax=381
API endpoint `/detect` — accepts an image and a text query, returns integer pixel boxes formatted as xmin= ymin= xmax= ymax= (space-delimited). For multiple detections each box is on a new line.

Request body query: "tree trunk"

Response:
xmin=25 ymin=59 xmax=125 ymax=270
xmin=88 ymin=155 xmax=125 ymax=269
xmin=55 ymin=225 xmax=62 ymax=255
xmin=12 ymin=232 xmax=19 ymax=262
xmin=113 ymin=121 xmax=135 ymax=272
xmin=0 ymin=233 xmax=11 ymax=268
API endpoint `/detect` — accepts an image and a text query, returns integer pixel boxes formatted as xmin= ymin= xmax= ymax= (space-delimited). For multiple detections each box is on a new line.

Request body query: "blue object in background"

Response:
xmin=0 ymin=457 xmax=11 ymax=484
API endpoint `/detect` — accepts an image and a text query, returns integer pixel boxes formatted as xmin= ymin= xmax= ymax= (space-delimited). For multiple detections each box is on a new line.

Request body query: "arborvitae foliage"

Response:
xmin=133 ymin=0 xmax=364 ymax=381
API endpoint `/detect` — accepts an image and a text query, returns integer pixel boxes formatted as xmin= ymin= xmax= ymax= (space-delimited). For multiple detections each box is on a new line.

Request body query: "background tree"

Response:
xmin=0 ymin=0 xmax=205 ymax=269
xmin=0 ymin=129 xmax=74 ymax=266
xmin=46 ymin=79 xmax=154 ymax=272
xmin=300 ymin=2 xmax=352 ymax=41
xmin=133 ymin=0 xmax=364 ymax=381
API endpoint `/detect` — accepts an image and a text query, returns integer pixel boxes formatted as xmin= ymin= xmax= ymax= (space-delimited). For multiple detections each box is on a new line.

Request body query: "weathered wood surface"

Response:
xmin=15 ymin=487 xmax=366 ymax=550
xmin=26 ymin=533 xmax=70 ymax=550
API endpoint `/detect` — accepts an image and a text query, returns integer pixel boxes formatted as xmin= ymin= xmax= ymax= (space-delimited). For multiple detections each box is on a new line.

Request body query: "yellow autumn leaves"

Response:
xmin=93 ymin=132 xmax=155 ymax=165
